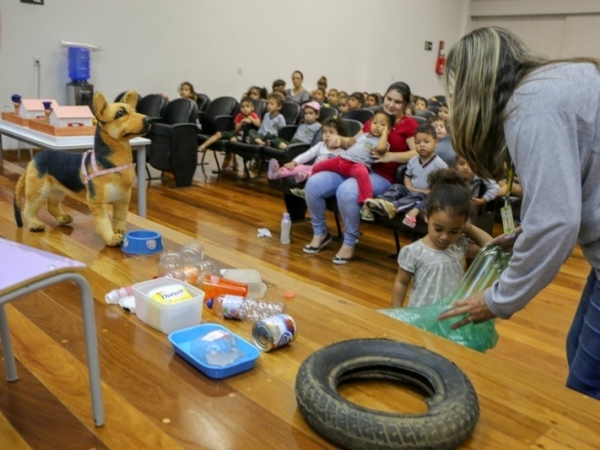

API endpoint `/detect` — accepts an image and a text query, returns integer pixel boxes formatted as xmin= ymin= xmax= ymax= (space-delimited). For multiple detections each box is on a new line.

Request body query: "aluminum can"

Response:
xmin=252 ymin=314 xmax=297 ymax=352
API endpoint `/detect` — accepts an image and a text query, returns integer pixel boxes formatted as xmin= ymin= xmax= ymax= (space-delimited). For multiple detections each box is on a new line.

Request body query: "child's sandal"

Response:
xmin=402 ymin=215 xmax=417 ymax=228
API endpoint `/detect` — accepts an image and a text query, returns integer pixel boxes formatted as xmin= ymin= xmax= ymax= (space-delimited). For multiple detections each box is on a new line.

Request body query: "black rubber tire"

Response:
xmin=295 ymin=339 xmax=479 ymax=450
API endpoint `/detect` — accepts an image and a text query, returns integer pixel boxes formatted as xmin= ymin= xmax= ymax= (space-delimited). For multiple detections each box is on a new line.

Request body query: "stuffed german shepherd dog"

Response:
xmin=14 ymin=90 xmax=151 ymax=247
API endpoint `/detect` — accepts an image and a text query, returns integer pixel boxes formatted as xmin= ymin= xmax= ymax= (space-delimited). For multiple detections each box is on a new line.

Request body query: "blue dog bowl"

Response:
xmin=122 ymin=230 xmax=163 ymax=255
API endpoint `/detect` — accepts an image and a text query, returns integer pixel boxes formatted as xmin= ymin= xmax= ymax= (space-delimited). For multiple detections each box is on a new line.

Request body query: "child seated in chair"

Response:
xmin=363 ymin=123 xmax=447 ymax=222
xmin=438 ymin=103 xmax=450 ymax=123
xmin=198 ymin=97 xmax=261 ymax=171
xmin=347 ymin=92 xmax=366 ymax=110
xmin=413 ymin=96 xmax=428 ymax=111
xmin=267 ymin=117 xmax=348 ymax=182
xmin=337 ymin=95 xmax=350 ymax=115
xmin=310 ymin=111 xmax=393 ymax=210
xmin=247 ymin=86 xmax=268 ymax=100
xmin=399 ymin=155 xmax=499 ymax=228
xmin=311 ymin=88 xmax=326 ymax=104
xmin=326 ymin=89 xmax=340 ymax=109
xmin=248 ymin=92 xmax=286 ymax=146
xmin=366 ymin=93 xmax=381 ymax=107
xmin=271 ymin=101 xmax=322 ymax=150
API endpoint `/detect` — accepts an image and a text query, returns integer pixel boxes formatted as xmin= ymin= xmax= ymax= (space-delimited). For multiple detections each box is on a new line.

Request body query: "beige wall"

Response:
xmin=470 ymin=0 xmax=600 ymax=58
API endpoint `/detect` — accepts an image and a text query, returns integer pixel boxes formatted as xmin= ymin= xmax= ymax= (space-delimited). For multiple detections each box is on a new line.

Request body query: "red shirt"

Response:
xmin=234 ymin=112 xmax=260 ymax=124
xmin=363 ymin=116 xmax=418 ymax=183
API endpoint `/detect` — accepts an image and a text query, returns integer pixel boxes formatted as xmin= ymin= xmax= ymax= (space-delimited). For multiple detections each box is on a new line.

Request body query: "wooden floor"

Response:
xmin=0 ymin=149 xmax=597 ymax=449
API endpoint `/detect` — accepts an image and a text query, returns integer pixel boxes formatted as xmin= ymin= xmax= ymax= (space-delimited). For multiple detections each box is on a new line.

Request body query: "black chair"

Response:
xmin=413 ymin=110 xmax=435 ymax=120
xmin=197 ymin=96 xmax=239 ymax=170
xmin=432 ymin=95 xmax=446 ymax=103
xmin=408 ymin=115 xmax=427 ymax=125
xmin=252 ymin=99 xmax=267 ymax=119
xmin=196 ymin=93 xmax=211 ymax=123
xmin=342 ymin=109 xmax=374 ymax=124
xmin=137 ymin=94 xmax=169 ymax=121
xmin=343 ymin=119 xmax=363 ymax=137
xmin=428 ymin=100 xmax=442 ymax=108
xmin=147 ymin=98 xmax=199 ymax=187
xmin=114 ymin=91 xmax=142 ymax=105
xmin=427 ymin=105 xmax=440 ymax=115
xmin=132 ymin=94 xmax=169 ymax=180
xmin=319 ymin=106 xmax=338 ymax=122
xmin=278 ymin=102 xmax=302 ymax=135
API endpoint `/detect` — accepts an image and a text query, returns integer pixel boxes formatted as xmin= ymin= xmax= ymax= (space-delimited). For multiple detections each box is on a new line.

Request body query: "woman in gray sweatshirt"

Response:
xmin=439 ymin=26 xmax=600 ymax=400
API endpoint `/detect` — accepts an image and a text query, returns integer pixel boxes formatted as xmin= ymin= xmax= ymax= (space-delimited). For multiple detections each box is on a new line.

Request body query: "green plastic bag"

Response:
xmin=379 ymin=245 xmax=511 ymax=352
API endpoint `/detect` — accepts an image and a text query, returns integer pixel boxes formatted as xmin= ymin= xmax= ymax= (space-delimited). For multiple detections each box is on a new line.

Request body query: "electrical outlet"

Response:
xmin=34 ymin=56 xmax=41 ymax=66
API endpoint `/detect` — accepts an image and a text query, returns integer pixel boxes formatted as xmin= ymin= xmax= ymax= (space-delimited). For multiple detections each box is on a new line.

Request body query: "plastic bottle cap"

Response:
xmin=206 ymin=298 xmax=214 ymax=309
xmin=105 ymin=290 xmax=119 ymax=303
xmin=283 ymin=290 xmax=296 ymax=299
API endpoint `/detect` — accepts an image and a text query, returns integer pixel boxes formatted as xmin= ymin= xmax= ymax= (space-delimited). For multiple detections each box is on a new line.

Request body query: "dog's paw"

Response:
xmin=28 ymin=222 xmax=46 ymax=232
xmin=105 ymin=233 xmax=124 ymax=247
xmin=113 ymin=227 xmax=127 ymax=236
xmin=57 ymin=214 xmax=74 ymax=225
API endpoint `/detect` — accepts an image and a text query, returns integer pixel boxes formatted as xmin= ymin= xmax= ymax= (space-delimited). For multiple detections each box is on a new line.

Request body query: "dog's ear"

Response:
xmin=122 ymin=90 xmax=139 ymax=109
xmin=92 ymin=92 xmax=109 ymax=122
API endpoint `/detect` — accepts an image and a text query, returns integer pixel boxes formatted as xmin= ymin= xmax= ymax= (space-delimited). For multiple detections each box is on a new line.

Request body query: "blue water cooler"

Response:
xmin=66 ymin=47 xmax=94 ymax=106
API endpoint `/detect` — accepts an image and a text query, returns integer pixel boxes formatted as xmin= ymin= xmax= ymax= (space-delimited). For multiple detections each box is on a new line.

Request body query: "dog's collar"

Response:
xmin=81 ymin=149 xmax=134 ymax=186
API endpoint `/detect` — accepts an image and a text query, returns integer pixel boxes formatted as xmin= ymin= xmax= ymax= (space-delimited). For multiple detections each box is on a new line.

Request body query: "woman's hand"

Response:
xmin=438 ymin=291 xmax=497 ymax=329
xmin=490 ymin=226 xmax=522 ymax=254
xmin=372 ymin=150 xmax=392 ymax=161
xmin=471 ymin=197 xmax=487 ymax=207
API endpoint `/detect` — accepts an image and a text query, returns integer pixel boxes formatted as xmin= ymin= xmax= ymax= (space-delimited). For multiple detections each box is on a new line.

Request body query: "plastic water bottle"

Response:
xmin=207 ymin=294 xmax=285 ymax=321
xmin=68 ymin=47 xmax=91 ymax=82
xmin=280 ymin=212 xmax=291 ymax=244
xmin=181 ymin=241 xmax=205 ymax=265
xmin=105 ymin=285 xmax=134 ymax=304
xmin=157 ymin=252 xmax=185 ymax=280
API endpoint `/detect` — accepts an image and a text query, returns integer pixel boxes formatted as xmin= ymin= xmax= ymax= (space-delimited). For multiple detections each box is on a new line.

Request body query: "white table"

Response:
xmin=0 ymin=237 xmax=104 ymax=426
xmin=0 ymin=120 xmax=151 ymax=217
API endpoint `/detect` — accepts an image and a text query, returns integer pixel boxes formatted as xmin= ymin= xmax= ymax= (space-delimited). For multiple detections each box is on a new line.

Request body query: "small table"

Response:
xmin=0 ymin=120 xmax=151 ymax=217
xmin=0 ymin=237 xmax=104 ymax=427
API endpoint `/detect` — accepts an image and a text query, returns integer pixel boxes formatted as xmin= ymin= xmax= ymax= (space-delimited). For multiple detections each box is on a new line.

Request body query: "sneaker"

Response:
xmin=290 ymin=188 xmax=305 ymax=199
xmin=360 ymin=205 xmax=374 ymax=222
xmin=366 ymin=198 xmax=397 ymax=220
xmin=402 ymin=214 xmax=417 ymax=228
xmin=268 ymin=159 xmax=280 ymax=180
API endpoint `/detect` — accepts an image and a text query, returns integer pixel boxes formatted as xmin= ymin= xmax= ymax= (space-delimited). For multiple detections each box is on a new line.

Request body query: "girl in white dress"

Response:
xmin=391 ymin=169 xmax=492 ymax=308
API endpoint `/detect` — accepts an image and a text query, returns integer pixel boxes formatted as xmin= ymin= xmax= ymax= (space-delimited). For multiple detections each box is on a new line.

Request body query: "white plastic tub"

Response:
xmin=133 ymin=278 xmax=204 ymax=334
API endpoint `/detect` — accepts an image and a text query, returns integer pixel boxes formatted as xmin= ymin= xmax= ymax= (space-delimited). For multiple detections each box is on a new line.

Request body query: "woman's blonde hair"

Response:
xmin=444 ymin=26 xmax=599 ymax=179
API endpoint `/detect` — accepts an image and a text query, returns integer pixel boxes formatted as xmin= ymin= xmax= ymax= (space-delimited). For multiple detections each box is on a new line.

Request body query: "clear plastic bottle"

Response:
xmin=280 ymin=212 xmax=291 ymax=244
xmin=181 ymin=241 xmax=205 ymax=265
xmin=105 ymin=285 xmax=134 ymax=303
xmin=157 ymin=251 xmax=185 ymax=280
xmin=207 ymin=294 xmax=285 ymax=321
xmin=190 ymin=329 xmax=243 ymax=366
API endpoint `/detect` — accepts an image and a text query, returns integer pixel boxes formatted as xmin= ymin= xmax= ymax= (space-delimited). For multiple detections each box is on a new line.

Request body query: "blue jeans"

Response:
xmin=566 ymin=269 xmax=600 ymax=399
xmin=304 ymin=171 xmax=391 ymax=247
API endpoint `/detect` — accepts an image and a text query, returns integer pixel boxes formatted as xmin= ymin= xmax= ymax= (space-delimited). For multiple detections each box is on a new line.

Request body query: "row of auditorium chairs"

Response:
xmin=115 ymin=90 xmax=440 ymax=188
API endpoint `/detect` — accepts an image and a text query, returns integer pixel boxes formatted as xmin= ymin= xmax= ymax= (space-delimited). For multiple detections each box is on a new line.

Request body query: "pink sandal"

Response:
xmin=402 ymin=215 xmax=417 ymax=228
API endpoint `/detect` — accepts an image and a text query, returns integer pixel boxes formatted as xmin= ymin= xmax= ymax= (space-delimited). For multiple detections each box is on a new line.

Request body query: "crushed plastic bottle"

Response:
xmin=206 ymin=294 xmax=285 ymax=321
